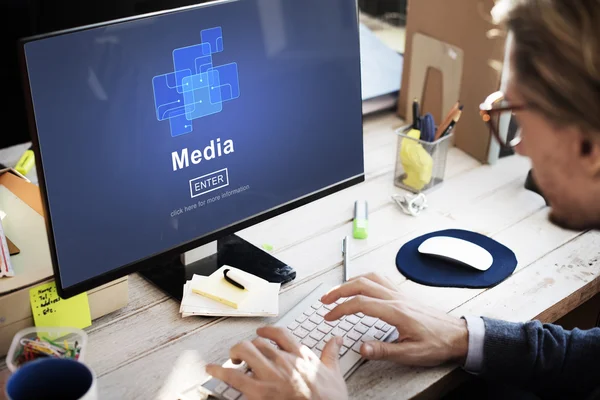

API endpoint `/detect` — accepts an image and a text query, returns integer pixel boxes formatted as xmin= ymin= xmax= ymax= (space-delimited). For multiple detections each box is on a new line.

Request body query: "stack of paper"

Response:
xmin=179 ymin=266 xmax=280 ymax=317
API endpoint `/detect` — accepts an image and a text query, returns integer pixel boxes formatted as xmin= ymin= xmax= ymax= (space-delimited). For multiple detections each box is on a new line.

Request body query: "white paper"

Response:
xmin=360 ymin=23 xmax=404 ymax=100
xmin=179 ymin=274 xmax=280 ymax=317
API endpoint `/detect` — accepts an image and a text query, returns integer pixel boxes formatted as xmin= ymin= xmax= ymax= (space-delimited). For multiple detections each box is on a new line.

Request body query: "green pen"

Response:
xmin=353 ymin=200 xmax=368 ymax=239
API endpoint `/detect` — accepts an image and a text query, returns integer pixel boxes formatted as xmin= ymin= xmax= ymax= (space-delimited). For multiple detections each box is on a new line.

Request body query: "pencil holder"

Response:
xmin=393 ymin=126 xmax=453 ymax=193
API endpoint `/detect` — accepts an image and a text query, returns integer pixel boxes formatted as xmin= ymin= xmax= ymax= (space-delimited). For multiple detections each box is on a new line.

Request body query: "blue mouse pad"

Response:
xmin=396 ymin=229 xmax=518 ymax=288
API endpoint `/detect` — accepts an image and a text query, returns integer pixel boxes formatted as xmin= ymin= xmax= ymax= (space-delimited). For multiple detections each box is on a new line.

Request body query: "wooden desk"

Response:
xmin=1 ymin=112 xmax=599 ymax=399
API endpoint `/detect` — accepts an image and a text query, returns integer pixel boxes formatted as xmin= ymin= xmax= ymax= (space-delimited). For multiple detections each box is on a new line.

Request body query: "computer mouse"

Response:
xmin=417 ymin=236 xmax=493 ymax=271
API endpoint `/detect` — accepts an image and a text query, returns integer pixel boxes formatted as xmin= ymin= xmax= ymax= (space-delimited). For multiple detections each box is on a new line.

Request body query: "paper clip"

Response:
xmin=391 ymin=193 xmax=428 ymax=217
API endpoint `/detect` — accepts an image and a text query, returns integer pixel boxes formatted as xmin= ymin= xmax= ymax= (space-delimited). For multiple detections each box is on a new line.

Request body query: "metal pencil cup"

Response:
xmin=393 ymin=127 xmax=453 ymax=193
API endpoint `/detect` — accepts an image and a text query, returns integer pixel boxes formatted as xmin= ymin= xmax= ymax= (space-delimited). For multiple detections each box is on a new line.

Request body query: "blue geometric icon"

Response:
xmin=182 ymin=72 xmax=223 ymax=120
xmin=201 ymin=27 xmax=223 ymax=54
xmin=207 ymin=63 xmax=240 ymax=102
xmin=152 ymin=26 xmax=240 ymax=137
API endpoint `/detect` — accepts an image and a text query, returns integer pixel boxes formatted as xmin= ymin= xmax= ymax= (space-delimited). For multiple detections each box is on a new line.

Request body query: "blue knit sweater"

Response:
xmin=481 ymin=317 xmax=600 ymax=399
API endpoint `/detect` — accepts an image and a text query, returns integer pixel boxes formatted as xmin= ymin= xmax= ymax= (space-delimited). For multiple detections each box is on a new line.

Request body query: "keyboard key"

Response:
xmin=323 ymin=303 xmax=336 ymax=310
xmin=352 ymin=341 xmax=363 ymax=353
xmin=347 ymin=330 xmax=362 ymax=341
xmin=362 ymin=334 xmax=376 ymax=343
xmin=316 ymin=341 xmax=326 ymax=351
xmin=335 ymin=297 xmax=347 ymax=305
xmin=223 ymin=387 xmax=241 ymax=400
xmin=317 ymin=308 xmax=329 ymax=317
xmin=214 ymin=382 xmax=230 ymax=394
xmin=345 ymin=315 xmax=361 ymax=325
xmin=324 ymin=319 xmax=339 ymax=327
xmin=375 ymin=321 xmax=385 ymax=330
xmin=311 ymin=301 xmax=322 ymax=309
xmin=302 ymin=337 xmax=318 ymax=348
xmin=381 ymin=323 xmax=392 ymax=332
xmin=375 ymin=331 xmax=385 ymax=340
xmin=287 ymin=322 xmax=299 ymax=331
xmin=339 ymin=346 xmax=349 ymax=356
xmin=354 ymin=324 xmax=368 ymax=334
xmin=361 ymin=316 xmax=377 ymax=327
xmin=339 ymin=349 xmax=362 ymax=371
xmin=309 ymin=315 xmax=324 ymax=325
xmin=293 ymin=327 xmax=310 ymax=339
xmin=310 ymin=330 xmax=326 ymax=341
xmin=317 ymin=323 xmax=332 ymax=334
xmin=331 ymin=327 xmax=344 ymax=337
xmin=343 ymin=336 xmax=355 ymax=348
xmin=366 ymin=327 xmax=380 ymax=338
xmin=338 ymin=321 xmax=353 ymax=331
xmin=301 ymin=321 xmax=317 ymax=332
xmin=303 ymin=308 xmax=315 ymax=316
xmin=323 ymin=333 xmax=333 ymax=343
xmin=296 ymin=314 xmax=308 ymax=323
xmin=356 ymin=312 xmax=365 ymax=318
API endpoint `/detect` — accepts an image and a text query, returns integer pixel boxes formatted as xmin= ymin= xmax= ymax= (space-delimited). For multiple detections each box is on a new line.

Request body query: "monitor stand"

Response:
xmin=139 ymin=234 xmax=296 ymax=301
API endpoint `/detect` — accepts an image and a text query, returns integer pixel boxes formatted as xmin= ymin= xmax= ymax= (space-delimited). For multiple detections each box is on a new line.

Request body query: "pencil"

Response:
xmin=434 ymin=102 xmax=461 ymax=141
xmin=441 ymin=109 xmax=463 ymax=138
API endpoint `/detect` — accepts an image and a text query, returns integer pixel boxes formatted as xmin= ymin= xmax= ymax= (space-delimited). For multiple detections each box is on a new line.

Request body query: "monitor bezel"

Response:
xmin=18 ymin=0 xmax=364 ymax=299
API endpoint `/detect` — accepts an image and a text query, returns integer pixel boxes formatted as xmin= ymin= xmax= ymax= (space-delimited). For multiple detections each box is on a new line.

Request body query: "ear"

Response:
xmin=579 ymin=134 xmax=600 ymax=177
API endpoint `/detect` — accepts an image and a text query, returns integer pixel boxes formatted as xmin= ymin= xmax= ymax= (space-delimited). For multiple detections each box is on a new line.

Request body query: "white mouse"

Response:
xmin=417 ymin=236 xmax=493 ymax=271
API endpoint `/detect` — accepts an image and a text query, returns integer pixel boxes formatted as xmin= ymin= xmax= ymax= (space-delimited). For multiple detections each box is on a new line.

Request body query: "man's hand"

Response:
xmin=320 ymin=273 xmax=469 ymax=367
xmin=206 ymin=326 xmax=348 ymax=400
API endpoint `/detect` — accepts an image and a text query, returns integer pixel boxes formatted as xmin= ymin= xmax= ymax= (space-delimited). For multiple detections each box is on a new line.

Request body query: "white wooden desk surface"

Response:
xmin=1 ymin=112 xmax=599 ymax=399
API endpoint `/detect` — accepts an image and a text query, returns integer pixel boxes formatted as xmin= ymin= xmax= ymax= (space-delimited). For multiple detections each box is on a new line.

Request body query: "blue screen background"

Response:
xmin=24 ymin=0 xmax=364 ymax=289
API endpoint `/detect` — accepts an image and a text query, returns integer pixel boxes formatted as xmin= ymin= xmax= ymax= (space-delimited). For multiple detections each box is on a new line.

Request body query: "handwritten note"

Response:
xmin=29 ymin=281 xmax=91 ymax=329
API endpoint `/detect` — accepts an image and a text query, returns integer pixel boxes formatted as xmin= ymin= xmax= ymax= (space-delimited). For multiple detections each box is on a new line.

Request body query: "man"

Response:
xmin=206 ymin=0 xmax=600 ymax=398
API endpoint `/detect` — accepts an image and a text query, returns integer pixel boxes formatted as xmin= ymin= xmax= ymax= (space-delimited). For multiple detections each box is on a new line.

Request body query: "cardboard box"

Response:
xmin=0 ymin=168 xmax=128 ymax=356
xmin=398 ymin=0 xmax=507 ymax=163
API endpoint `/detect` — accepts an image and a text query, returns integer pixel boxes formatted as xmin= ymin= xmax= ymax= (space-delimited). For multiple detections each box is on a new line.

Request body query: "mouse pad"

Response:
xmin=396 ymin=229 xmax=518 ymax=288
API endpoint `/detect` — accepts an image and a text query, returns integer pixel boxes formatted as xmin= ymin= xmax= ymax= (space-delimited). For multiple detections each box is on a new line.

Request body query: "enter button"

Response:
xmin=189 ymin=168 xmax=229 ymax=198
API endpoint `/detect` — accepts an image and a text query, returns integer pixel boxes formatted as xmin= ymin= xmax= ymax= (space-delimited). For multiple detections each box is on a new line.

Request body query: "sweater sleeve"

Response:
xmin=480 ymin=317 xmax=600 ymax=398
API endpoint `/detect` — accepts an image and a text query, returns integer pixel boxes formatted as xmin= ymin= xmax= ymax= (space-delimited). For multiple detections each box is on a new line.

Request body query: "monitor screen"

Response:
xmin=22 ymin=0 xmax=364 ymax=295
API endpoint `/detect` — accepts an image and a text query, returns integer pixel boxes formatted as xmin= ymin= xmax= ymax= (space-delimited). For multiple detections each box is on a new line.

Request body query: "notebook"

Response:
xmin=180 ymin=266 xmax=280 ymax=318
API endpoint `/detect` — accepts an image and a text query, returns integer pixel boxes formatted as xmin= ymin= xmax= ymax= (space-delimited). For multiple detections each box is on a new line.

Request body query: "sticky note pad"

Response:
xmin=192 ymin=267 xmax=251 ymax=309
xmin=29 ymin=281 xmax=92 ymax=329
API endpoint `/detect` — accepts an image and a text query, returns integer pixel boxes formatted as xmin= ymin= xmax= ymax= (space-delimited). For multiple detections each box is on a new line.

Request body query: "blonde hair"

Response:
xmin=492 ymin=0 xmax=600 ymax=133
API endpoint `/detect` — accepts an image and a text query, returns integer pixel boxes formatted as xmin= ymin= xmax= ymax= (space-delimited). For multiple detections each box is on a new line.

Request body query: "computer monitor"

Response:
xmin=20 ymin=0 xmax=364 ymax=300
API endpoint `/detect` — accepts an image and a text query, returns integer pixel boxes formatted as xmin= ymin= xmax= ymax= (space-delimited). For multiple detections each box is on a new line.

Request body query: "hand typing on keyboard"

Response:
xmin=202 ymin=272 xmax=468 ymax=400
xmin=206 ymin=325 xmax=348 ymax=400
xmin=321 ymin=273 xmax=469 ymax=367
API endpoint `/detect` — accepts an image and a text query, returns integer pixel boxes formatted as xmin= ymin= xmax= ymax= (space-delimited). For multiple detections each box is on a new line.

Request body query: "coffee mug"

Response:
xmin=5 ymin=358 xmax=97 ymax=400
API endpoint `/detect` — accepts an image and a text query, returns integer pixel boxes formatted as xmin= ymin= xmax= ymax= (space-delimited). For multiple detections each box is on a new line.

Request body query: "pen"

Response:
xmin=441 ymin=108 xmax=463 ymax=138
xmin=342 ymin=236 xmax=349 ymax=282
xmin=412 ymin=98 xmax=420 ymax=130
xmin=434 ymin=102 xmax=461 ymax=140
xmin=223 ymin=268 xmax=245 ymax=290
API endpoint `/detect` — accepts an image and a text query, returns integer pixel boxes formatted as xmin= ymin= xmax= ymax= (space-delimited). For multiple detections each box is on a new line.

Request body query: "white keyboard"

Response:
xmin=189 ymin=283 xmax=398 ymax=400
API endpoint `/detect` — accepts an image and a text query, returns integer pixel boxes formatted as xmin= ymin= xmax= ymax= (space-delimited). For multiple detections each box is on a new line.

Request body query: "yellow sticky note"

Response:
xmin=29 ymin=281 xmax=92 ymax=329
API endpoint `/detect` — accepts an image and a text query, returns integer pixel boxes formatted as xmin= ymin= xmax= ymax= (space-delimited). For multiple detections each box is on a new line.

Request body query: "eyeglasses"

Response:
xmin=479 ymin=91 xmax=526 ymax=149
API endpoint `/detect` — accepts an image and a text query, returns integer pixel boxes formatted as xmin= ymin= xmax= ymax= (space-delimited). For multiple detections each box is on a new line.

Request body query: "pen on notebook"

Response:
xmin=434 ymin=101 xmax=461 ymax=140
xmin=342 ymin=236 xmax=349 ymax=282
xmin=223 ymin=268 xmax=245 ymax=290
